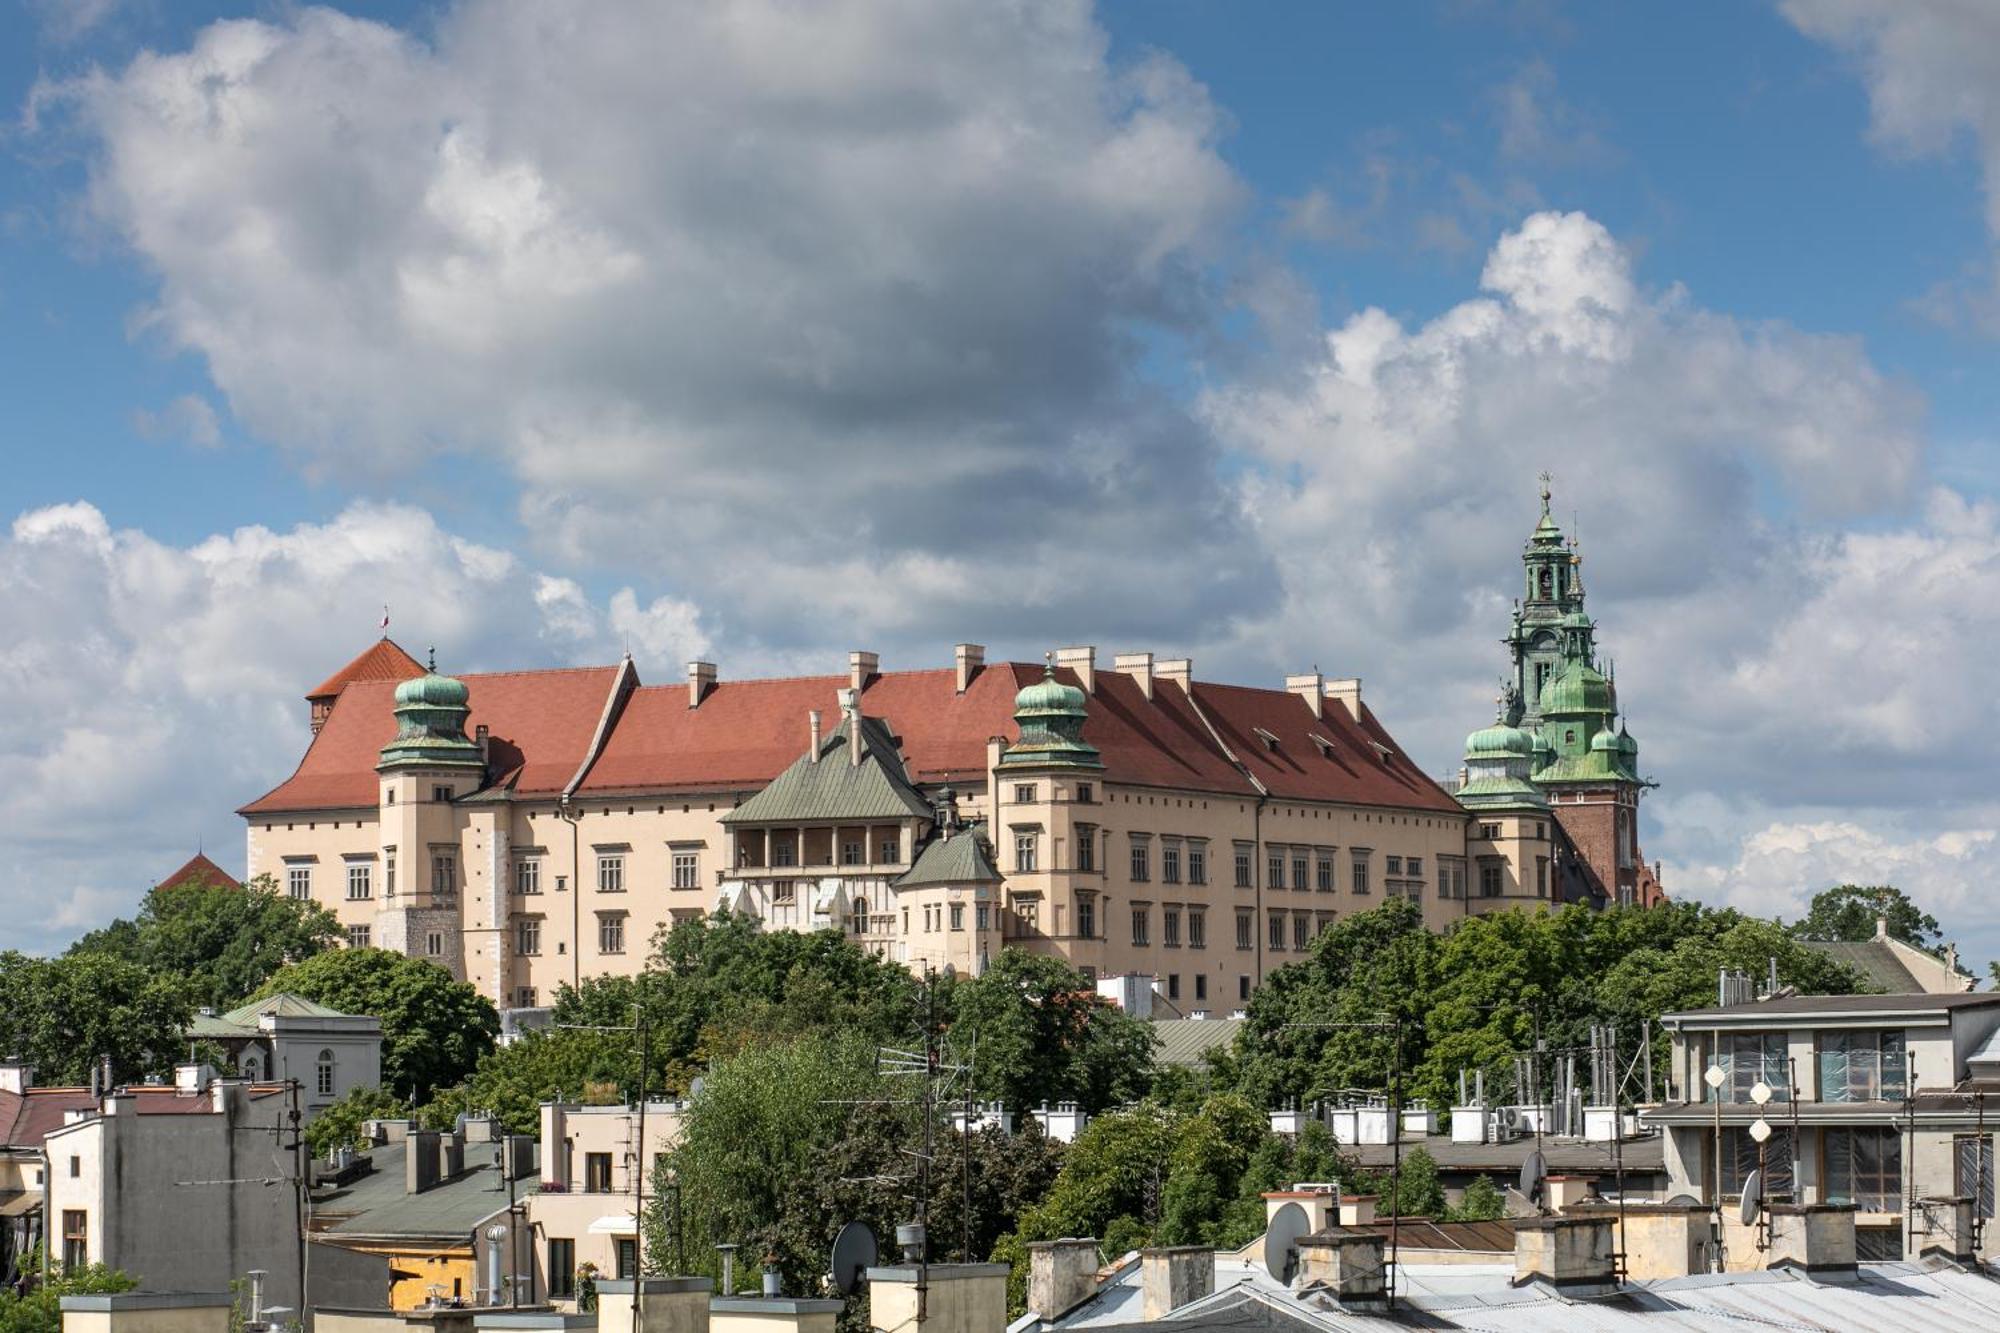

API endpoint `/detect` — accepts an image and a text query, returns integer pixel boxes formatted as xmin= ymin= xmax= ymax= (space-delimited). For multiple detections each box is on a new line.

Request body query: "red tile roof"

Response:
xmin=154 ymin=852 xmax=240 ymax=892
xmin=306 ymin=638 xmax=426 ymax=701
xmin=243 ymin=650 xmax=1461 ymax=817
xmin=240 ymin=666 xmax=623 ymax=815
xmin=0 ymin=1088 xmax=96 ymax=1149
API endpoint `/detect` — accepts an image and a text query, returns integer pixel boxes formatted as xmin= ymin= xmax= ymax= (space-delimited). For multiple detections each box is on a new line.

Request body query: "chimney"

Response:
xmin=59 ymin=1293 xmax=233 ymax=1333
xmin=1513 ymin=1215 xmax=1617 ymax=1296
xmin=1876 ymin=914 xmax=1889 ymax=941
xmin=867 ymin=1262 xmax=1009 ymax=1333
xmin=1337 ymin=1195 xmax=1377 ymax=1227
xmin=707 ymin=1295 xmax=841 ymax=1332
xmin=687 ymin=661 xmax=717 ymax=708
xmin=838 ymin=688 xmax=862 ymax=767
xmin=174 ymin=1064 xmax=215 ymax=1096
xmin=1027 ymin=1239 xmax=1100 ymax=1320
xmin=505 ymin=1134 xmax=537 ymax=1181
xmin=594 ymin=1277 xmax=712 ymax=1333
xmin=475 ymin=723 xmax=490 ymax=766
xmin=808 ymin=710 xmax=822 ymax=762
xmin=1155 ymin=658 xmax=1193 ymax=695
xmin=1112 ymin=652 xmax=1154 ymax=701
xmin=407 ymin=1129 xmax=442 ymax=1194
xmin=1545 ymin=1175 xmax=1598 ymax=1212
xmin=1285 ymin=672 xmax=1325 ymax=719
xmin=1919 ymin=1197 xmax=1980 ymax=1265
xmin=1296 ymin=1230 xmax=1386 ymax=1309
xmin=849 ymin=650 xmax=879 ymax=694
xmin=369 ymin=1118 xmax=411 ymax=1145
xmin=0 ymin=1063 xmax=32 ymax=1095
xmin=1324 ymin=678 xmax=1363 ymax=721
xmin=1054 ymin=647 xmax=1097 ymax=694
xmin=1140 ymin=1248 xmax=1212 ymax=1320
xmin=954 ymin=644 xmax=984 ymax=694
xmin=1765 ymin=1203 xmax=1858 ymax=1279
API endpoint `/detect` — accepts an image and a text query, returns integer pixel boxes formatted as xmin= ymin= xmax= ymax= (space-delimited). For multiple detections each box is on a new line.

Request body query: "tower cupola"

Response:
xmin=999 ymin=657 xmax=1103 ymax=770
xmin=377 ymin=649 xmax=484 ymax=772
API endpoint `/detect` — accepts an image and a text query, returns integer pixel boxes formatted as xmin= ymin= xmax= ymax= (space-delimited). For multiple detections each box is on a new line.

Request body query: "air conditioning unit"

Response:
xmin=1490 ymin=1107 xmax=1523 ymax=1142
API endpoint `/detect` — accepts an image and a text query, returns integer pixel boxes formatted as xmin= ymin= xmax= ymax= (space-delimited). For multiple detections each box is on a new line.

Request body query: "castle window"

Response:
xmin=672 ymin=852 xmax=700 ymax=889
xmin=1234 ymin=846 xmax=1253 ymax=889
xmin=1014 ymin=784 xmax=1037 ymax=803
xmin=1076 ymin=895 xmax=1095 ymax=939
xmin=841 ymin=840 xmax=864 ymax=865
xmin=346 ymin=864 xmax=371 ymax=900
xmin=1077 ymin=826 xmax=1096 ymax=872
xmin=1014 ymin=831 xmax=1039 ymax=873
xmin=1130 ymin=906 xmax=1149 ymax=947
xmin=596 ymin=854 xmax=624 ymax=893
xmin=1163 ymin=907 xmax=1181 ymax=948
xmin=431 ymin=849 xmax=457 ymax=898
xmin=1293 ymin=913 xmax=1309 ymax=951
xmin=949 ymin=903 xmax=964 ymax=931
xmin=433 ymin=785 xmax=453 ymax=803
xmin=1565 ymin=729 xmax=1576 ymax=744
xmin=1161 ymin=843 xmax=1181 ymax=884
xmin=1351 ymin=851 xmax=1371 ymax=895
xmin=1267 ymin=850 xmax=1285 ymax=890
xmin=426 ymin=931 xmax=444 ymax=956
xmin=772 ymin=880 xmax=796 ymax=904
xmin=1316 ymin=856 xmax=1335 ymax=892
xmin=1188 ymin=909 xmax=1206 ymax=949
xmin=1076 ymin=783 xmax=1094 ymax=804
xmin=771 ymin=834 xmax=797 ymax=867
xmin=1236 ymin=911 xmax=1253 ymax=950
xmin=1480 ymin=863 xmax=1504 ymax=897
xmin=346 ymin=925 xmax=371 ymax=949
xmin=597 ymin=913 xmax=627 ymax=954
xmin=1129 ymin=837 xmax=1151 ymax=883
xmin=287 ymin=865 xmax=312 ymax=901
xmin=1188 ymin=843 xmax=1207 ymax=885
xmin=517 ymin=918 xmax=541 ymax=955
xmin=1292 ymin=853 xmax=1308 ymax=890
xmin=515 ymin=858 xmax=541 ymax=895
xmin=1268 ymin=912 xmax=1286 ymax=951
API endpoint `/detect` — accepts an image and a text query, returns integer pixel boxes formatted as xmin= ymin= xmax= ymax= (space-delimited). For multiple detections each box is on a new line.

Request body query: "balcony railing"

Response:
xmin=1818 ymin=1049 xmax=1909 ymax=1104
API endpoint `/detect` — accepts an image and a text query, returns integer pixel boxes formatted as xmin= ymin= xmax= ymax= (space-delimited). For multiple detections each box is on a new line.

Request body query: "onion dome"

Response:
xmin=378 ymin=648 xmax=483 ymax=771
xmin=1455 ymin=698 xmax=1548 ymax=811
xmin=1464 ymin=713 xmax=1533 ymax=761
xmin=1538 ymin=657 xmax=1614 ymax=717
xmin=1000 ymin=657 xmax=1102 ymax=770
xmin=1590 ymin=726 xmax=1621 ymax=754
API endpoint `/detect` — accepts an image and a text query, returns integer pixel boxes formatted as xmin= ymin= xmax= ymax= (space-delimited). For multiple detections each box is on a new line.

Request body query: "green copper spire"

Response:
xmin=378 ymin=654 xmax=483 ymax=771
xmin=999 ymin=655 xmax=1103 ymax=770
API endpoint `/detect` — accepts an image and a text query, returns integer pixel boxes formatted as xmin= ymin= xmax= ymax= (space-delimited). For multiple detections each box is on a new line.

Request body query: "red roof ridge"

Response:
xmin=445 ymin=664 xmax=622 ymax=682
xmin=307 ymin=638 xmax=426 ymax=701
xmin=155 ymin=851 xmax=239 ymax=892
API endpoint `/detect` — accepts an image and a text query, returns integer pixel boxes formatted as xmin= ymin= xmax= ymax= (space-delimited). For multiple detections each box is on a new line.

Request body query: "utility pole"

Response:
xmin=555 ymin=1000 xmax=655 ymax=1325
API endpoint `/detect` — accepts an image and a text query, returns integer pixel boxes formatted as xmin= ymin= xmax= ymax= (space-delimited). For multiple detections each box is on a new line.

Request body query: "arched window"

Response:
xmin=241 ymin=1052 xmax=261 ymax=1081
xmin=1539 ymin=568 xmax=1552 ymax=596
xmin=316 ymin=1049 xmax=336 ymax=1097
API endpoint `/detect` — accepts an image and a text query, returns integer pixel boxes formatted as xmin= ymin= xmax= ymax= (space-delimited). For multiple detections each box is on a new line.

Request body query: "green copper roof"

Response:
xmin=1464 ymin=720 xmax=1532 ymax=760
xmin=894 ymin=828 xmax=1003 ymax=889
xmin=1538 ymin=658 xmax=1614 ymax=717
xmin=722 ymin=714 xmax=934 ymax=825
xmin=378 ymin=652 xmax=483 ymax=771
xmin=1000 ymin=661 xmax=1103 ymax=770
xmin=185 ymin=992 xmax=365 ymax=1039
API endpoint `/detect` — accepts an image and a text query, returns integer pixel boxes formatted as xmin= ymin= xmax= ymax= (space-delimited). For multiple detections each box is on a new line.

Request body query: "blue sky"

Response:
xmin=3 ymin=0 xmax=1999 ymax=964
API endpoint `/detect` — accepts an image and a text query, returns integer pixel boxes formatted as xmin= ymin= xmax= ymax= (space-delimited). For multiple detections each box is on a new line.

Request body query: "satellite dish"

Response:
xmin=1263 ymin=1201 xmax=1311 ymax=1285
xmin=829 ymin=1221 xmax=878 ymax=1295
xmin=689 ymin=1075 xmax=706 ymax=1100
xmin=1738 ymin=1169 xmax=1763 ymax=1227
xmin=1665 ymin=1193 xmax=1700 ymax=1207
xmin=1518 ymin=1149 xmax=1548 ymax=1203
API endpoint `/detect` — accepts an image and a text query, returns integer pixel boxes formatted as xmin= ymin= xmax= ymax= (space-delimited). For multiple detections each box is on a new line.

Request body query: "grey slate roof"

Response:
xmin=312 ymin=1141 xmax=535 ymax=1241
xmin=1796 ymin=937 xmax=1972 ymax=993
xmin=721 ymin=715 xmax=932 ymax=825
xmin=894 ymin=829 xmax=1003 ymax=888
xmin=1341 ymin=1132 xmax=1664 ymax=1178
xmin=186 ymin=992 xmax=365 ymax=1039
xmin=1150 ymin=1018 xmax=1244 ymax=1068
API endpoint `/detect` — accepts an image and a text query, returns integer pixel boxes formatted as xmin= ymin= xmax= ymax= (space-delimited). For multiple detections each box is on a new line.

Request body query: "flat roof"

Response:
xmin=1666 ymin=992 xmax=2000 ymax=1022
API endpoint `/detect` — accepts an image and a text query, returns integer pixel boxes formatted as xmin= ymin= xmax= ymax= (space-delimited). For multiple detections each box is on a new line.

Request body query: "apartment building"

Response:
xmin=526 ymin=1101 xmax=682 ymax=1306
xmin=1644 ymin=990 xmax=2000 ymax=1262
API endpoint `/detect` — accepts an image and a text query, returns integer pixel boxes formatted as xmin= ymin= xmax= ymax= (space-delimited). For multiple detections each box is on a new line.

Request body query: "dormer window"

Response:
xmin=1309 ymin=734 xmax=1336 ymax=758
xmin=1253 ymin=727 xmax=1281 ymax=752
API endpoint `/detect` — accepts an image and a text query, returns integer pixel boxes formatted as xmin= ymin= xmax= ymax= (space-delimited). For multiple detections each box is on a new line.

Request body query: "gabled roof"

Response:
xmin=154 ymin=852 xmax=239 ymax=892
xmin=0 ymin=1088 xmax=96 ymax=1150
xmin=895 ymin=829 xmax=1003 ymax=889
xmin=313 ymin=1140 xmax=535 ymax=1241
xmin=1150 ymin=1018 xmax=1245 ymax=1068
xmin=307 ymin=638 xmax=426 ymax=702
xmin=186 ymin=993 xmax=371 ymax=1039
xmin=241 ymin=665 xmax=625 ymax=814
xmin=721 ymin=716 xmax=932 ymax=825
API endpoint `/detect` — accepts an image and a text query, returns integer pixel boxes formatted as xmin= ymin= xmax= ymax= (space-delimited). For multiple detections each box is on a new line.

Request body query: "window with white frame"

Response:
xmin=598 ymin=913 xmax=627 ymax=955
xmin=316 ymin=1049 xmax=336 ymax=1097
xmin=1162 ymin=842 xmax=1182 ymax=884
xmin=385 ymin=852 xmax=397 ymax=898
xmin=1350 ymin=850 xmax=1370 ymax=895
xmin=287 ymin=864 xmax=312 ymax=900
xmin=515 ymin=857 xmax=541 ymax=895
xmin=517 ymin=918 xmax=542 ymax=955
xmin=431 ymin=849 xmax=457 ymax=898
xmin=1014 ymin=784 xmax=1037 ymax=803
xmin=346 ymin=863 xmax=371 ymax=900
xmin=1077 ymin=826 xmax=1096 ymax=872
xmin=346 ymin=925 xmax=371 ymax=949
xmin=1014 ymin=830 xmax=1039 ymax=873
xmin=672 ymin=851 xmax=700 ymax=889
xmin=596 ymin=854 xmax=625 ymax=893
xmin=1188 ymin=842 xmax=1207 ymax=885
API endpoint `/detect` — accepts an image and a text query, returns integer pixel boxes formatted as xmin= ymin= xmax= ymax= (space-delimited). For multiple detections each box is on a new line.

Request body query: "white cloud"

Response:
xmin=37 ymin=0 xmax=1263 ymax=651
xmin=0 ymin=499 xmax=709 ymax=954
xmin=1675 ymin=820 xmax=1997 ymax=931
xmin=131 ymin=393 xmax=222 ymax=449
xmin=1784 ymin=0 xmax=2000 ymax=322
xmin=1491 ymin=60 xmax=1613 ymax=166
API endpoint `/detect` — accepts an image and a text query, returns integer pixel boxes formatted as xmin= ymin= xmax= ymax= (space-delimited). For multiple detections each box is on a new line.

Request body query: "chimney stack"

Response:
xmin=838 ymin=689 xmax=861 ymax=766
xmin=1765 ymin=1203 xmax=1858 ymax=1279
xmin=1155 ymin=658 xmax=1193 ymax=694
xmin=954 ymin=644 xmax=984 ymax=694
xmin=0 ymin=1063 xmax=32 ymax=1095
xmin=1054 ymin=647 xmax=1097 ymax=695
xmin=808 ymin=710 xmax=822 ymax=762
xmin=595 ymin=1278 xmax=712 ymax=1333
xmin=1140 ymin=1248 xmax=1213 ymax=1320
xmin=1112 ymin=652 xmax=1154 ymax=701
xmin=1296 ymin=1230 xmax=1386 ymax=1309
xmin=1286 ymin=672 xmax=1325 ymax=719
xmin=687 ymin=661 xmax=717 ymax=708
xmin=867 ymin=1262 xmax=1010 ymax=1333
xmin=406 ymin=1129 xmax=442 ymax=1194
xmin=1027 ymin=1239 xmax=1101 ymax=1321
xmin=1324 ymin=678 xmax=1363 ymax=721
xmin=849 ymin=650 xmax=879 ymax=694
xmin=1513 ymin=1215 xmax=1617 ymax=1296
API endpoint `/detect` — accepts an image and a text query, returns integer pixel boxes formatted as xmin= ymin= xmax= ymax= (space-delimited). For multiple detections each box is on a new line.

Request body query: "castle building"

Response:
xmin=1456 ymin=480 xmax=1665 ymax=907
xmin=239 ymin=493 xmax=1660 ymax=1011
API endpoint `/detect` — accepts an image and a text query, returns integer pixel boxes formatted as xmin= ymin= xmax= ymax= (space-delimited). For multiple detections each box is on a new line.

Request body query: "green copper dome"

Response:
xmin=1538 ymin=658 xmax=1613 ymax=717
xmin=1000 ymin=660 xmax=1102 ymax=770
xmin=1589 ymin=726 xmax=1621 ymax=753
xmin=1464 ymin=719 xmax=1532 ymax=760
xmin=378 ymin=650 xmax=483 ymax=772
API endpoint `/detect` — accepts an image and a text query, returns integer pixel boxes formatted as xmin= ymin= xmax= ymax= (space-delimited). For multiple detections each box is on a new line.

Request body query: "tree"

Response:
xmin=1382 ymin=1145 xmax=1444 ymax=1218
xmin=0 ymin=951 xmax=192 ymax=1085
xmin=1791 ymin=884 xmax=1944 ymax=952
xmin=0 ymin=1264 xmax=136 ymax=1333
xmin=254 ymin=949 xmax=498 ymax=1101
xmin=71 ymin=874 xmax=340 ymax=1008
xmin=948 ymin=950 xmax=1156 ymax=1114
xmin=1450 ymin=1174 xmax=1506 ymax=1222
xmin=420 ymin=1027 xmax=636 ymax=1136
xmin=305 ymin=1085 xmax=415 ymax=1159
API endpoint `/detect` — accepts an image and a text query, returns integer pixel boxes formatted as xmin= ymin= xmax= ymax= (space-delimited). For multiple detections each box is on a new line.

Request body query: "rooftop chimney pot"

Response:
xmin=1054 ymin=647 xmax=1097 ymax=694
xmin=687 ymin=661 xmax=717 ymax=708
xmin=955 ymin=644 xmax=985 ymax=694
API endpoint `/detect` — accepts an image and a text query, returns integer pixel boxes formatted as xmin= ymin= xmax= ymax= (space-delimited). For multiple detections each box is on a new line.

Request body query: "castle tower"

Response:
xmin=372 ymin=651 xmax=485 ymax=977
